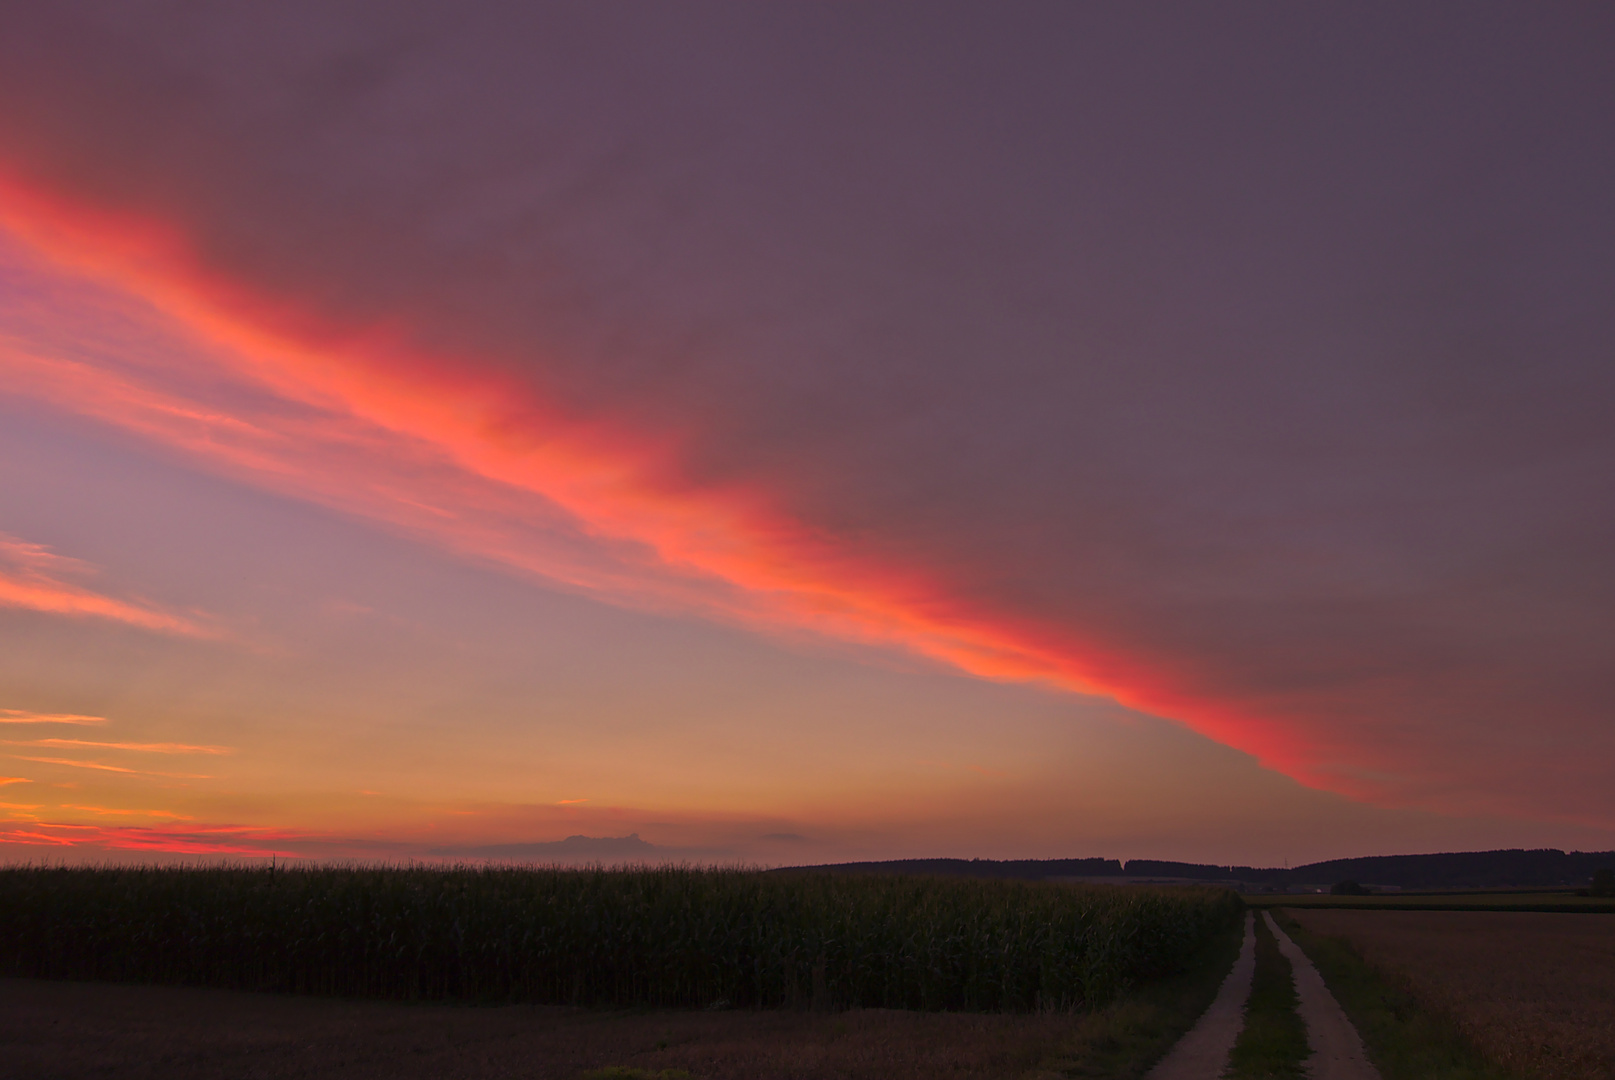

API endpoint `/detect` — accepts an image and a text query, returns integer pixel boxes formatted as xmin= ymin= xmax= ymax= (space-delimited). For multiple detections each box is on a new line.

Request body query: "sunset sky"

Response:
xmin=2 ymin=3 xmax=1613 ymax=865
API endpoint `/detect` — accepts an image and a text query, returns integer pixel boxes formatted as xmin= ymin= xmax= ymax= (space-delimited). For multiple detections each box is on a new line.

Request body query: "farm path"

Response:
xmin=1145 ymin=911 xmax=1256 ymax=1080
xmin=1264 ymin=911 xmax=1381 ymax=1080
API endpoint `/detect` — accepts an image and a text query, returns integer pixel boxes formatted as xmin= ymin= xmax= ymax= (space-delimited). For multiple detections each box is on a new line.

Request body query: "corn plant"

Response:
xmin=0 ymin=865 xmax=1240 ymax=1011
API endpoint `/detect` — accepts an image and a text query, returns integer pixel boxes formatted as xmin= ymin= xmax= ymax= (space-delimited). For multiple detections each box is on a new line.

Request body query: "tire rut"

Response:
xmin=1264 ymin=911 xmax=1381 ymax=1080
xmin=1146 ymin=912 xmax=1256 ymax=1080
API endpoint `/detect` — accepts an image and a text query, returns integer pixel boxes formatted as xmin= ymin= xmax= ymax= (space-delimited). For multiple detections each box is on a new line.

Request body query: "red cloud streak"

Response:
xmin=0 ymin=177 xmax=1320 ymax=777
xmin=0 ymin=172 xmax=1600 ymax=826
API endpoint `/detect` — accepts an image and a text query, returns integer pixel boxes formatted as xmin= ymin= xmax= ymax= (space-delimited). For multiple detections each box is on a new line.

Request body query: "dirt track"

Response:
xmin=1264 ymin=912 xmax=1379 ymax=1080
xmin=1147 ymin=912 xmax=1254 ymax=1080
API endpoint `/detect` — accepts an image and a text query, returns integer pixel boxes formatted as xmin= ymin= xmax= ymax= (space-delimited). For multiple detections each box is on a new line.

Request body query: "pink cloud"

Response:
xmin=0 ymin=532 xmax=212 ymax=637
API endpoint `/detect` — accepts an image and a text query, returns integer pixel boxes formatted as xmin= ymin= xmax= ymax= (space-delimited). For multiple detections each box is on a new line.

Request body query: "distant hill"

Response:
xmin=1284 ymin=849 xmax=1615 ymax=889
xmin=776 ymin=849 xmax=1615 ymax=889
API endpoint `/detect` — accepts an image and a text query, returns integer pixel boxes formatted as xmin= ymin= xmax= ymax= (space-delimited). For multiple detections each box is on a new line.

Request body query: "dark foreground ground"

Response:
xmin=0 ymin=978 xmax=1082 ymax=1080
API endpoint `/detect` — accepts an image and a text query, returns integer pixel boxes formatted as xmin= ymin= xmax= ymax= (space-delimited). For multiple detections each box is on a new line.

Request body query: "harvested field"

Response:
xmin=0 ymin=977 xmax=1078 ymax=1080
xmin=1286 ymin=909 xmax=1615 ymax=1080
xmin=1255 ymin=893 xmax=1615 ymax=913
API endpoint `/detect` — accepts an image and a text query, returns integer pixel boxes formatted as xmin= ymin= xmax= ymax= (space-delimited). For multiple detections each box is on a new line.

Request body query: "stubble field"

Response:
xmin=1286 ymin=909 xmax=1615 ymax=1080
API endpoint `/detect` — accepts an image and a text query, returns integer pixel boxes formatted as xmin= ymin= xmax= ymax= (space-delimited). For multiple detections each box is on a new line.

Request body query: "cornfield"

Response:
xmin=0 ymin=865 xmax=1240 ymax=1012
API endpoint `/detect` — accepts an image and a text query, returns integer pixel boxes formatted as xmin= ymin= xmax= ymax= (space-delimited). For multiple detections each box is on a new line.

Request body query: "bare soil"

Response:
xmin=1287 ymin=909 xmax=1615 ymax=1080
xmin=0 ymin=977 xmax=1080 ymax=1080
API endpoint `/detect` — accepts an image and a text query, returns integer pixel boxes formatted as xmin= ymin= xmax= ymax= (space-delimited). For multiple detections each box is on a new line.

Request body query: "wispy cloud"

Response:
xmin=0 ymin=534 xmax=213 ymax=637
xmin=6 ymin=756 xmax=214 ymax=779
xmin=60 ymin=804 xmax=192 ymax=820
xmin=0 ymin=710 xmax=108 ymax=725
xmin=0 ymin=800 xmax=43 ymax=823
xmin=0 ymin=776 xmax=30 ymax=786
xmin=0 ymin=828 xmax=72 ymax=845
xmin=3 ymin=739 xmax=232 ymax=755
xmin=0 ymin=821 xmax=297 ymax=855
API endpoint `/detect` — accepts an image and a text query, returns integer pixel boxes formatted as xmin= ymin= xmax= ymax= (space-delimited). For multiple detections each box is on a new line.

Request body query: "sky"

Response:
xmin=1 ymin=2 xmax=1613 ymax=866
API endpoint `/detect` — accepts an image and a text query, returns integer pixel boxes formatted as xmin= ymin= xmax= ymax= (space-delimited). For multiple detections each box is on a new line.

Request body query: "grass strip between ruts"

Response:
xmin=1031 ymin=915 xmax=1246 ymax=1080
xmin=1223 ymin=912 xmax=1308 ymax=1079
xmin=1268 ymin=910 xmax=1521 ymax=1080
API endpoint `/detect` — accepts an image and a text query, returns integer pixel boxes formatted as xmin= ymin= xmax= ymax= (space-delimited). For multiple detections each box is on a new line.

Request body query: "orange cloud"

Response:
xmin=0 ymin=710 xmax=108 ymax=725
xmin=60 ymin=805 xmax=192 ymax=820
xmin=0 ymin=777 xmax=30 ymax=786
xmin=0 ymin=828 xmax=74 ymax=846
xmin=6 ymin=756 xmax=214 ymax=780
xmin=0 ymin=821 xmax=297 ymax=856
xmin=4 ymin=739 xmax=233 ymax=755
xmin=0 ymin=533 xmax=212 ymax=637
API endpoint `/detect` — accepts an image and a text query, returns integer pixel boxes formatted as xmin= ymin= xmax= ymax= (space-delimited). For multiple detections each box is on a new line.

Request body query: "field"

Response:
xmin=1248 ymin=891 xmax=1615 ymax=913
xmin=0 ymin=866 xmax=1240 ymax=1014
xmin=0 ymin=922 xmax=1247 ymax=1080
xmin=1286 ymin=909 xmax=1615 ymax=1080
xmin=0 ymin=894 xmax=1250 ymax=1080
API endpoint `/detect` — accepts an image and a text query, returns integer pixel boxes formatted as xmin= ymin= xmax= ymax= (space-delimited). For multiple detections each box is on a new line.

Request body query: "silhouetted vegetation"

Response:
xmin=0 ymin=865 xmax=1239 ymax=1012
xmin=776 ymin=857 xmax=1124 ymax=879
xmin=1330 ymin=880 xmax=1372 ymax=895
xmin=786 ymin=849 xmax=1615 ymax=890
xmin=1285 ymin=850 xmax=1615 ymax=890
